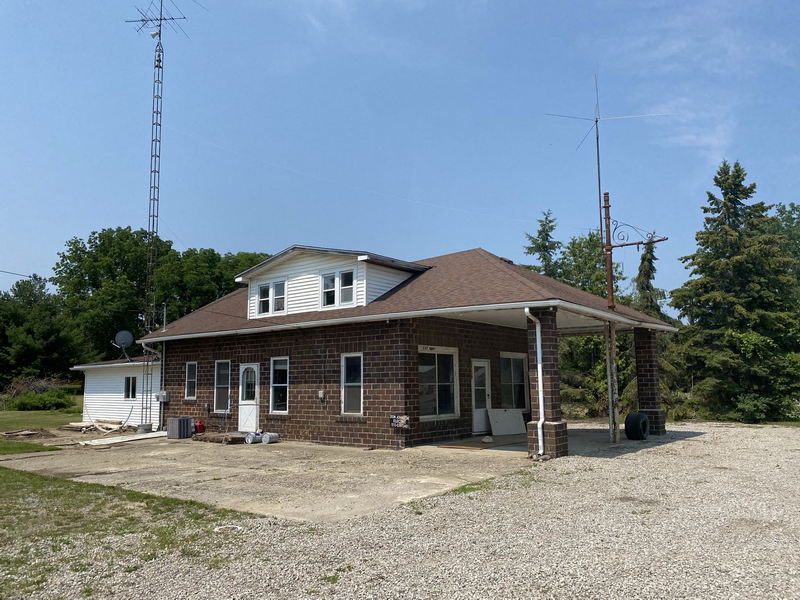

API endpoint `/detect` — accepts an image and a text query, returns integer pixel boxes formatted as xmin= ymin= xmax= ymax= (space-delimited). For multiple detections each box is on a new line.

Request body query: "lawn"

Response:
xmin=0 ymin=467 xmax=251 ymax=598
xmin=0 ymin=395 xmax=82 ymax=432
xmin=0 ymin=439 xmax=59 ymax=455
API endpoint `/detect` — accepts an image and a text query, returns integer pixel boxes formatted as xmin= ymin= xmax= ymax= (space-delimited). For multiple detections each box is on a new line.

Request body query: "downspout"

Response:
xmin=524 ymin=308 xmax=546 ymax=456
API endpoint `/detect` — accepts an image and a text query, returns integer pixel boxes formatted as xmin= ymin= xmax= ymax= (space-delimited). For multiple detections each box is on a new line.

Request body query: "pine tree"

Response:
xmin=670 ymin=161 xmax=800 ymax=421
xmin=524 ymin=210 xmax=562 ymax=278
xmin=632 ymin=242 xmax=667 ymax=319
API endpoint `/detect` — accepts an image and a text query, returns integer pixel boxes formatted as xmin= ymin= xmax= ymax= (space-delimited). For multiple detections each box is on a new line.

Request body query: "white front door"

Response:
xmin=471 ymin=359 xmax=491 ymax=434
xmin=238 ymin=363 xmax=259 ymax=432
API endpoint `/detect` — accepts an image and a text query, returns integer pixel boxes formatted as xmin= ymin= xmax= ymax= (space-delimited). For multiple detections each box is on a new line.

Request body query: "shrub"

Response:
xmin=6 ymin=389 xmax=73 ymax=411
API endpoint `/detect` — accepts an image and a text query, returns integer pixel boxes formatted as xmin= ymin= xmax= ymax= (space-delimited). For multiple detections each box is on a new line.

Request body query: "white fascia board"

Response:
xmin=137 ymin=299 xmax=676 ymax=343
xmin=71 ymin=362 xmax=153 ymax=371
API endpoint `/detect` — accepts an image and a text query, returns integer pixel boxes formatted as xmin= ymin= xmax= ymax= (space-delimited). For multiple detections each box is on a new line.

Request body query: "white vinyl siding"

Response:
xmin=80 ymin=365 xmax=161 ymax=427
xmin=247 ymin=253 xmax=368 ymax=318
xmin=365 ymin=263 xmax=412 ymax=302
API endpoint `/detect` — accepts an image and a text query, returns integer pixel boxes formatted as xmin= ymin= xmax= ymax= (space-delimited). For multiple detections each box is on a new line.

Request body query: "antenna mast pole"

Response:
xmin=126 ymin=0 xmax=186 ymax=430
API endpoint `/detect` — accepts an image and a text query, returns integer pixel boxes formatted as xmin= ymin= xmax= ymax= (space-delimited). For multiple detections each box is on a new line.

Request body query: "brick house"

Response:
xmin=140 ymin=245 xmax=675 ymax=456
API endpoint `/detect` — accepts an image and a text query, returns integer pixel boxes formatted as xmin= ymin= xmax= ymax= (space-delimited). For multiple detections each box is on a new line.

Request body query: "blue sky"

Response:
xmin=2 ymin=0 xmax=798 ymax=305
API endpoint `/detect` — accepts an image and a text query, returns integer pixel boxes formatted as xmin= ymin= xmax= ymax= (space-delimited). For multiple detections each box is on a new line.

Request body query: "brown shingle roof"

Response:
xmin=141 ymin=248 xmax=673 ymax=341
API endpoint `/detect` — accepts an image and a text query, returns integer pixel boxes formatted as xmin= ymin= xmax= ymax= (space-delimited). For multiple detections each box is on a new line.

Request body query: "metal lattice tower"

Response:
xmin=126 ymin=0 xmax=186 ymax=428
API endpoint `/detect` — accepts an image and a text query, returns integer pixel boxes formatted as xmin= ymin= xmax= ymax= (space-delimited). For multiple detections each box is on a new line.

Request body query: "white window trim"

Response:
xmin=214 ymin=360 xmax=231 ymax=414
xmin=499 ymin=351 xmax=530 ymax=410
xmin=318 ymin=268 xmax=357 ymax=310
xmin=269 ymin=356 xmax=290 ymax=414
xmin=185 ymin=361 xmax=197 ymax=400
xmin=418 ymin=345 xmax=460 ymax=422
xmin=124 ymin=376 xmax=137 ymax=400
xmin=340 ymin=353 xmax=364 ymax=416
xmin=256 ymin=278 xmax=288 ymax=317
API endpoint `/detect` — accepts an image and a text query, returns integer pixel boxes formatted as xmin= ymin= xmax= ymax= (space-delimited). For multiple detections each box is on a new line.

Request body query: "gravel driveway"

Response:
xmin=20 ymin=422 xmax=800 ymax=599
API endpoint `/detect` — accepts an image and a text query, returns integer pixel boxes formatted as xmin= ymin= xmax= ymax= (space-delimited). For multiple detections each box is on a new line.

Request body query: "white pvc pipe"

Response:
xmin=525 ymin=308 xmax=546 ymax=456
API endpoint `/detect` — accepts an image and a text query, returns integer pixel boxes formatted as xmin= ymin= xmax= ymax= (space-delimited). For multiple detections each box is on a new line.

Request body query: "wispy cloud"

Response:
xmin=601 ymin=0 xmax=797 ymax=165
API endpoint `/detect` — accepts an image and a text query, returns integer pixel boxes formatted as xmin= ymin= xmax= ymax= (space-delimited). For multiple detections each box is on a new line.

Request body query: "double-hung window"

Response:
xmin=499 ymin=353 xmax=528 ymax=409
xmin=185 ymin=362 xmax=197 ymax=399
xmin=321 ymin=270 xmax=355 ymax=308
xmin=341 ymin=353 xmax=363 ymax=415
xmin=258 ymin=280 xmax=287 ymax=316
xmin=214 ymin=360 xmax=231 ymax=412
xmin=418 ymin=346 xmax=458 ymax=419
xmin=124 ymin=376 xmax=137 ymax=400
xmin=270 ymin=357 xmax=289 ymax=413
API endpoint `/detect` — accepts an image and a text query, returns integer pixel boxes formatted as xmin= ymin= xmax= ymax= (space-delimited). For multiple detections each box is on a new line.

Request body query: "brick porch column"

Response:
xmin=633 ymin=327 xmax=666 ymax=435
xmin=526 ymin=307 xmax=568 ymax=457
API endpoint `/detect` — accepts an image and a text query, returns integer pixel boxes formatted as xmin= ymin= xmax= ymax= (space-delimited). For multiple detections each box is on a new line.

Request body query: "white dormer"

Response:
xmin=235 ymin=245 xmax=428 ymax=320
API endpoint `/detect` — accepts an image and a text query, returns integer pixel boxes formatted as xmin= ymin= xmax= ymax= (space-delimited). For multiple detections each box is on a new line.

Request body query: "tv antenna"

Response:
xmin=547 ymin=78 xmax=669 ymax=445
xmin=546 ymin=76 xmax=669 ymax=309
xmin=126 ymin=0 xmax=188 ymax=430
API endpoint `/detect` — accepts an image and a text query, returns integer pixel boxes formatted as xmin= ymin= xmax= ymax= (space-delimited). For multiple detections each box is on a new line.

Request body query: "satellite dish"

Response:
xmin=114 ymin=330 xmax=134 ymax=349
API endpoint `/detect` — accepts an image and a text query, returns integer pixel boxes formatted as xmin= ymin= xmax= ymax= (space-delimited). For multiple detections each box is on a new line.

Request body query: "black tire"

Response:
xmin=624 ymin=412 xmax=650 ymax=441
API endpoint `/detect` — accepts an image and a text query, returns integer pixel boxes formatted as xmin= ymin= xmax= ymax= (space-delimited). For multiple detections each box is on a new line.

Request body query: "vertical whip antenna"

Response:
xmin=126 ymin=0 xmax=187 ymax=429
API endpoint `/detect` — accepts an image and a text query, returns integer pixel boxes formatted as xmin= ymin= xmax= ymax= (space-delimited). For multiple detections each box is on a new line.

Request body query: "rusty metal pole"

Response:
xmin=602 ymin=191 xmax=619 ymax=442
xmin=603 ymin=191 xmax=615 ymax=311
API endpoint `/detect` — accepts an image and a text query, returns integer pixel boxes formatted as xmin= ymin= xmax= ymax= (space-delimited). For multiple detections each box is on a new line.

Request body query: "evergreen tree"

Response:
xmin=671 ymin=161 xmax=800 ymax=421
xmin=632 ymin=242 xmax=667 ymax=319
xmin=524 ymin=210 xmax=562 ymax=278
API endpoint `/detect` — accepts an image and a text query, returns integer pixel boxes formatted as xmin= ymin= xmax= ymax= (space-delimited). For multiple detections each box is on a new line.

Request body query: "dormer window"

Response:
xmin=322 ymin=273 xmax=336 ymax=307
xmin=258 ymin=280 xmax=287 ymax=316
xmin=340 ymin=271 xmax=354 ymax=304
xmin=321 ymin=270 xmax=355 ymax=308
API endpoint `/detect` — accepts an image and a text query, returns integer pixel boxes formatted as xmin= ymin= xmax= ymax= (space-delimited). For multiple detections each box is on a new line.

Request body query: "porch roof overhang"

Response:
xmin=137 ymin=300 xmax=675 ymax=344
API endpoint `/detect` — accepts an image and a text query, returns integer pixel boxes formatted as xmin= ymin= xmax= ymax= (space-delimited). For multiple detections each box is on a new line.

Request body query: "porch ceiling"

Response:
xmin=441 ymin=306 xmax=627 ymax=335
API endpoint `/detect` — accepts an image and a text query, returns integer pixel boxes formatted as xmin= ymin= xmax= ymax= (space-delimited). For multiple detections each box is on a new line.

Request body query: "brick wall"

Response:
xmin=162 ymin=315 xmax=528 ymax=449
xmin=633 ymin=327 xmax=666 ymax=435
xmin=406 ymin=317 xmax=527 ymax=446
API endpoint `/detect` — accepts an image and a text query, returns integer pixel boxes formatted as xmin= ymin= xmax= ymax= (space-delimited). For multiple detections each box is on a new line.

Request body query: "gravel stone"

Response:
xmin=20 ymin=422 xmax=800 ymax=599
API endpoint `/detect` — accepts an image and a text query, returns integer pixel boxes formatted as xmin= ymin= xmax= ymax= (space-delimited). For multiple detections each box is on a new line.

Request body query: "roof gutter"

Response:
xmin=137 ymin=299 xmax=676 ymax=344
xmin=70 ymin=362 xmax=158 ymax=371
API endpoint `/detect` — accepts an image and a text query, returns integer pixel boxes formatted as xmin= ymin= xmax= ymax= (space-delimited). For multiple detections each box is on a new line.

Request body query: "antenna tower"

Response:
xmin=126 ymin=0 xmax=187 ymax=429
xmin=546 ymin=79 xmax=669 ymax=444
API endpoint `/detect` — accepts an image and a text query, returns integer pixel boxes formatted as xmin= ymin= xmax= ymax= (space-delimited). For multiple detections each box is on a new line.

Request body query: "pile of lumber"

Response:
xmin=59 ymin=419 xmax=134 ymax=434
xmin=193 ymin=431 xmax=247 ymax=444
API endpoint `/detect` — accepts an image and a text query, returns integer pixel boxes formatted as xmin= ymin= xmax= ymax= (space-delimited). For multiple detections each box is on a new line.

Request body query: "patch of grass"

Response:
xmin=301 ymin=525 xmax=323 ymax=535
xmin=0 ymin=439 xmax=60 ymax=454
xmin=0 ymin=409 xmax=80 ymax=432
xmin=0 ymin=466 xmax=252 ymax=598
xmin=408 ymin=501 xmax=424 ymax=515
xmin=321 ymin=574 xmax=340 ymax=584
xmin=450 ymin=479 xmax=493 ymax=495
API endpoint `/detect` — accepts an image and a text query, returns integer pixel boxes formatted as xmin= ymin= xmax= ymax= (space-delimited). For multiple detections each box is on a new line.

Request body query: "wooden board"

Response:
xmin=487 ymin=409 xmax=527 ymax=435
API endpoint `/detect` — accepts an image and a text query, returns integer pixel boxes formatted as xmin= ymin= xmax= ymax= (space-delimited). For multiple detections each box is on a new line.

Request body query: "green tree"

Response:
xmin=52 ymin=227 xmax=176 ymax=359
xmin=0 ymin=276 xmax=87 ymax=386
xmin=671 ymin=161 xmax=800 ymax=421
xmin=559 ymin=230 xmax=624 ymax=298
xmin=524 ymin=210 xmax=562 ymax=278
xmin=52 ymin=227 xmax=269 ymax=360
xmin=632 ymin=242 xmax=667 ymax=319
